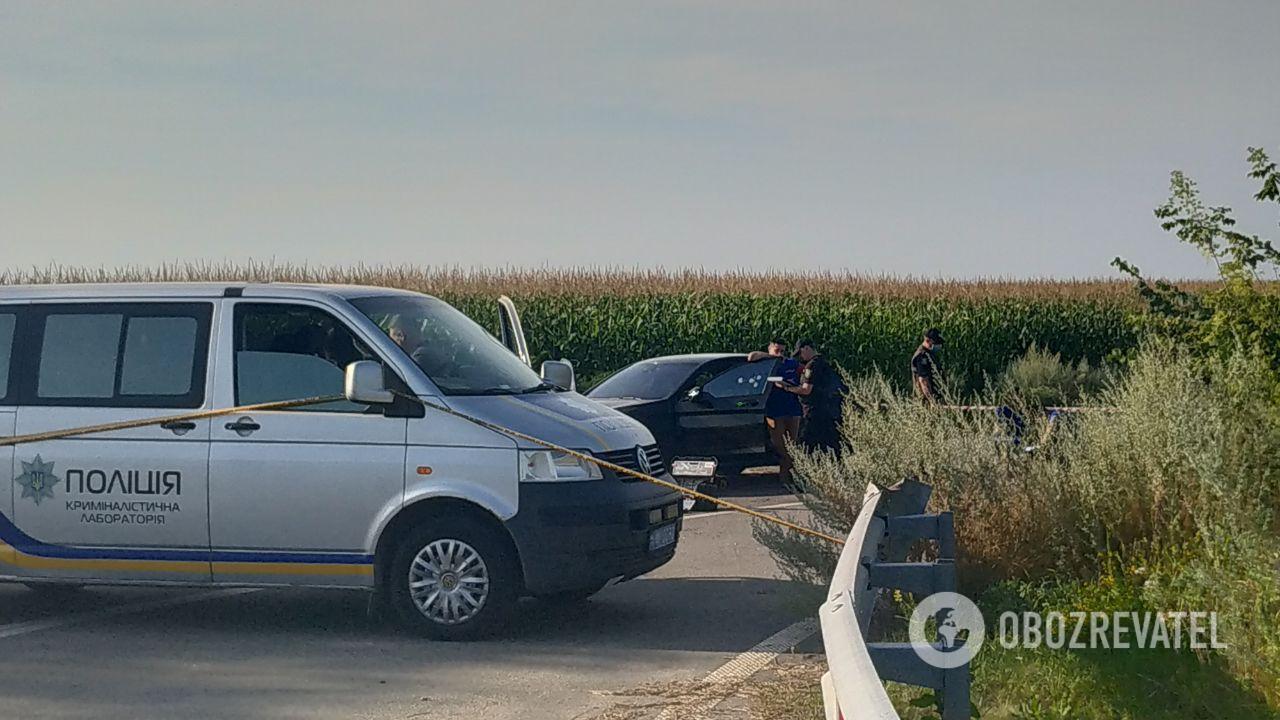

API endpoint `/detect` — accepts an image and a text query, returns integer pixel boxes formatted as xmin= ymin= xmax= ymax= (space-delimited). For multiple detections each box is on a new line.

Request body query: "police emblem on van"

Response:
xmin=16 ymin=455 xmax=60 ymax=506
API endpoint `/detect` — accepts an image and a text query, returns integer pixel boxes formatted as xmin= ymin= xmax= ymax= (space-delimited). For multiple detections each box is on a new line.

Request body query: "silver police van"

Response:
xmin=0 ymin=284 xmax=682 ymax=639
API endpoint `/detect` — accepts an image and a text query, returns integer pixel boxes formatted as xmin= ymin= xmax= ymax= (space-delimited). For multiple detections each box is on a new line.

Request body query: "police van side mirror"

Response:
xmin=345 ymin=361 xmax=395 ymax=404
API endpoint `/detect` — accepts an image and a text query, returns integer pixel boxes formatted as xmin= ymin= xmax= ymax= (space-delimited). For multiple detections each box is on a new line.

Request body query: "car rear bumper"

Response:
xmin=505 ymin=474 xmax=683 ymax=595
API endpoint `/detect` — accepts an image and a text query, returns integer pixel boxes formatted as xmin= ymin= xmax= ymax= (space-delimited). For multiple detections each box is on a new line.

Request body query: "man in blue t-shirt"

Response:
xmin=747 ymin=338 xmax=803 ymax=485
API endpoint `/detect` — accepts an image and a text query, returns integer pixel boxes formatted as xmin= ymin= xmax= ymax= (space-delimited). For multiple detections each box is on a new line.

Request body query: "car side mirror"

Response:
xmin=541 ymin=359 xmax=576 ymax=391
xmin=345 ymin=361 xmax=394 ymax=404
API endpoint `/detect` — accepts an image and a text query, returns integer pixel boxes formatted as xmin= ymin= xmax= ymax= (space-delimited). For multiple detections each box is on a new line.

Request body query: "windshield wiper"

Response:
xmin=519 ymin=381 xmax=560 ymax=394
xmin=468 ymin=388 xmax=520 ymax=396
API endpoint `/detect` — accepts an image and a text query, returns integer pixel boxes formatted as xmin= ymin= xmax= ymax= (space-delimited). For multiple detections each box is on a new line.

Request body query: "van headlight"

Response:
xmin=520 ymin=450 xmax=604 ymax=482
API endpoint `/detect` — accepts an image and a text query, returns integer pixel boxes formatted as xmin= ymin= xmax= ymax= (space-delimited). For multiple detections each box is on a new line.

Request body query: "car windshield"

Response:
xmin=588 ymin=360 xmax=700 ymax=400
xmin=350 ymin=294 xmax=545 ymax=396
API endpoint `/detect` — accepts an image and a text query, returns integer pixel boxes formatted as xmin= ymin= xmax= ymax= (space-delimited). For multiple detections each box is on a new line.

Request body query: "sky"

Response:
xmin=2 ymin=2 xmax=1277 ymax=279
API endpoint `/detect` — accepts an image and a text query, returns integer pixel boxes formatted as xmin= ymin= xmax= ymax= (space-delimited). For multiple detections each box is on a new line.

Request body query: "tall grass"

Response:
xmin=757 ymin=341 xmax=1280 ymax=705
xmin=0 ymin=262 xmax=1147 ymax=392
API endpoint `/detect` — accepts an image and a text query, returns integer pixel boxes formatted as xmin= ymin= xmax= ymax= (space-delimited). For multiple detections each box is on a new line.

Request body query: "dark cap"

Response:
xmin=793 ymin=338 xmax=815 ymax=357
xmin=924 ymin=328 xmax=945 ymax=344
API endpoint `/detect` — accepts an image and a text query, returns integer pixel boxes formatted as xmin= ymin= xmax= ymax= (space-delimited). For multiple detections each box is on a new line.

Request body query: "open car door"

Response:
xmin=497 ymin=295 xmax=576 ymax=390
xmin=674 ymin=357 xmax=778 ymax=474
xmin=497 ymin=295 xmax=532 ymax=366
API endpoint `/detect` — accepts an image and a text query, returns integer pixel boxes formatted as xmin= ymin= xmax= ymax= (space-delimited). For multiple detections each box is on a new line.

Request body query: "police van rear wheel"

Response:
xmin=388 ymin=521 xmax=518 ymax=640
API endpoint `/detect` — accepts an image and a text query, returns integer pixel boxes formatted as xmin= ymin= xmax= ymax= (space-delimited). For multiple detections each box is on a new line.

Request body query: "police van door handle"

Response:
xmin=225 ymin=417 xmax=261 ymax=436
xmin=161 ymin=420 xmax=197 ymax=436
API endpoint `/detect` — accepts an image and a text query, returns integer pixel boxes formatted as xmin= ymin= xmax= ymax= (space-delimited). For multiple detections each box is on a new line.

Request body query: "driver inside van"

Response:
xmin=387 ymin=314 xmax=458 ymax=380
xmin=388 ymin=316 xmax=425 ymax=356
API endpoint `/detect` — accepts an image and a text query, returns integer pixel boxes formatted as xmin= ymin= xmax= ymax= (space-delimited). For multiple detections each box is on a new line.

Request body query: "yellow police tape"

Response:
xmin=0 ymin=392 xmax=847 ymax=546
xmin=0 ymin=395 xmax=348 ymax=447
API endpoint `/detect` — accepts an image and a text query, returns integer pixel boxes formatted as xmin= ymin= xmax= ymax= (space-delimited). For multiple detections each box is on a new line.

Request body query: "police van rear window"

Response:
xmin=39 ymin=313 xmax=123 ymax=398
xmin=0 ymin=312 xmax=14 ymax=402
xmin=23 ymin=303 xmax=212 ymax=409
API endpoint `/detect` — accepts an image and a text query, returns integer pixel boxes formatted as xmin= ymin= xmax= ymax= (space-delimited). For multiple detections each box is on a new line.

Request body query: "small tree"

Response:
xmin=1114 ymin=147 xmax=1280 ymax=383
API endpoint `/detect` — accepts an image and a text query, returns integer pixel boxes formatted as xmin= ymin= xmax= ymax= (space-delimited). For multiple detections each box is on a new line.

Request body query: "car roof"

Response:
xmin=627 ymin=353 xmax=744 ymax=365
xmin=0 ymin=282 xmax=432 ymax=303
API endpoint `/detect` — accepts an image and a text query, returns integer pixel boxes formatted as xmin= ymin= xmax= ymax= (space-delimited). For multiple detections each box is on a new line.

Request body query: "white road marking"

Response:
xmin=654 ymin=617 xmax=819 ymax=720
xmin=683 ymin=500 xmax=806 ymax=521
xmin=757 ymin=501 xmax=806 ymax=510
xmin=682 ymin=510 xmax=735 ymax=521
xmin=0 ymin=588 xmax=259 ymax=640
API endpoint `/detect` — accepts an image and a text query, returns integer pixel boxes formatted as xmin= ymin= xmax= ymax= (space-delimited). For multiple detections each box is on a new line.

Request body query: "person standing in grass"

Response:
xmin=775 ymin=339 xmax=843 ymax=454
xmin=748 ymin=338 xmax=802 ymax=485
xmin=911 ymin=327 xmax=945 ymax=403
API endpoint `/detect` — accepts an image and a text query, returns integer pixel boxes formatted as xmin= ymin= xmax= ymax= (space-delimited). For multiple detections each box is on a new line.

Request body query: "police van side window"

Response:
xmin=0 ymin=312 xmax=15 ymax=401
xmin=233 ymin=303 xmax=374 ymax=413
xmin=30 ymin=304 xmax=212 ymax=408
xmin=120 ymin=317 xmax=199 ymax=396
xmin=39 ymin=314 xmax=123 ymax=398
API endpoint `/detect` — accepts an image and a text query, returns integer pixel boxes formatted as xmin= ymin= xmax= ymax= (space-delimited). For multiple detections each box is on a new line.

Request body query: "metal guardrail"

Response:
xmin=818 ymin=479 xmax=970 ymax=720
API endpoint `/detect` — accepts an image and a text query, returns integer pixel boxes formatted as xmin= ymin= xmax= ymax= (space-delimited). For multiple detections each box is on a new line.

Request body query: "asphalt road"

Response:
xmin=0 ymin=483 xmax=820 ymax=720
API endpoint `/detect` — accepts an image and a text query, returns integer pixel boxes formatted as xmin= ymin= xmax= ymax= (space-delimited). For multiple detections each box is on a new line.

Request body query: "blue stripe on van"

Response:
xmin=0 ymin=512 xmax=373 ymax=565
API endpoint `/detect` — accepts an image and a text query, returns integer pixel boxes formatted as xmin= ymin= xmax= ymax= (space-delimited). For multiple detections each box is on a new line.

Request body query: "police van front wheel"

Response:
xmin=387 ymin=521 xmax=518 ymax=640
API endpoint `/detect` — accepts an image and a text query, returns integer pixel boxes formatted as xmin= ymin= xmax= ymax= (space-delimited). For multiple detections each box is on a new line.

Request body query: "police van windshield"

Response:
xmin=351 ymin=295 xmax=545 ymax=396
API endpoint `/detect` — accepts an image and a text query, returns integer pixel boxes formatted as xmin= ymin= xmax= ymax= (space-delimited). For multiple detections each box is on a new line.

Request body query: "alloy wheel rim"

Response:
xmin=408 ymin=539 xmax=490 ymax=625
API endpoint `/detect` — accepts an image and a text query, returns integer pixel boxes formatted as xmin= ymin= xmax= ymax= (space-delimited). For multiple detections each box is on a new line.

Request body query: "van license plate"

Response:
xmin=648 ymin=523 xmax=677 ymax=552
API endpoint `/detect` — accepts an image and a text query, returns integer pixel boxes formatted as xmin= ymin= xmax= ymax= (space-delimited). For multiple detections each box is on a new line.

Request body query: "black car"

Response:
xmin=587 ymin=353 xmax=783 ymax=479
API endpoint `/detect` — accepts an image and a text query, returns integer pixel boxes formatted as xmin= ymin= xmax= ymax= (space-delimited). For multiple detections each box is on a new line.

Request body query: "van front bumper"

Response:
xmin=505 ymin=475 xmax=683 ymax=595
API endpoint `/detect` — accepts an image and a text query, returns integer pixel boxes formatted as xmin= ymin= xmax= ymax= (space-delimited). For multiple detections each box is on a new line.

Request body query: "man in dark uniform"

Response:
xmin=911 ymin=328 xmax=945 ymax=403
xmin=776 ymin=339 xmax=843 ymax=454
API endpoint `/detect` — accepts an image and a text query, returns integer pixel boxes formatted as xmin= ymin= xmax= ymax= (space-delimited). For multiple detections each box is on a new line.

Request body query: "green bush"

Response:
xmin=1115 ymin=145 xmax=1280 ymax=388
xmin=995 ymin=344 xmax=1109 ymax=408
xmin=756 ymin=341 xmax=1280 ymax=706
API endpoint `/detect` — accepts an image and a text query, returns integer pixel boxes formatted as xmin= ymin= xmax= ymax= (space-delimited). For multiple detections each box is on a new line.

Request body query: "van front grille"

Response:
xmin=596 ymin=444 xmax=666 ymax=479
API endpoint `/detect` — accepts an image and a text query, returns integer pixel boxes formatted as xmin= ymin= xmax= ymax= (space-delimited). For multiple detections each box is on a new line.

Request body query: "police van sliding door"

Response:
xmin=9 ymin=303 xmax=214 ymax=584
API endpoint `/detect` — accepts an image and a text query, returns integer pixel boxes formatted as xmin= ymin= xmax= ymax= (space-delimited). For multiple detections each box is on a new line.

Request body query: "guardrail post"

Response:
xmin=819 ymin=481 xmax=972 ymax=720
xmin=936 ymin=511 xmax=955 ymax=560
xmin=883 ymin=511 xmax=955 ymax=562
xmin=930 ymin=555 xmax=969 ymax=720
xmin=879 ymin=478 xmax=932 ymax=517
xmin=940 ymin=662 xmax=970 ymax=720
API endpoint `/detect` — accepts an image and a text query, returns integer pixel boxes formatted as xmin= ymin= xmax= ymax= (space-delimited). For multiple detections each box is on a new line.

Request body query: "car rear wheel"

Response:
xmin=387 ymin=520 xmax=519 ymax=640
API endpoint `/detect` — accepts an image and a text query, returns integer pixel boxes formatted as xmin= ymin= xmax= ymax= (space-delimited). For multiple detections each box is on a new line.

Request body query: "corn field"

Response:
xmin=0 ymin=262 xmax=1152 ymax=389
